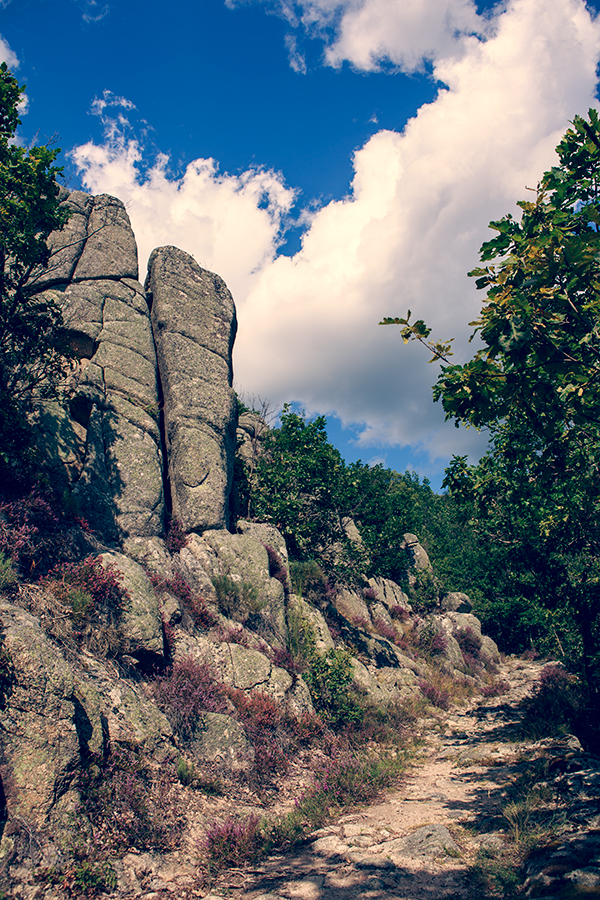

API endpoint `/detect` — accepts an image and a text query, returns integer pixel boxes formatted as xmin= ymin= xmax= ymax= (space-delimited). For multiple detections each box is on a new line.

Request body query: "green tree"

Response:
xmin=245 ymin=405 xmax=347 ymax=560
xmin=0 ymin=63 xmax=72 ymax=476
xmin=384 ymin=110 xmax=600 ymax=694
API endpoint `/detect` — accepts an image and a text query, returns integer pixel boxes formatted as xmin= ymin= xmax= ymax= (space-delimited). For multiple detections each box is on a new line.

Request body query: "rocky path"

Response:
xmin=202 ymin=656 xmax=549 ymax=900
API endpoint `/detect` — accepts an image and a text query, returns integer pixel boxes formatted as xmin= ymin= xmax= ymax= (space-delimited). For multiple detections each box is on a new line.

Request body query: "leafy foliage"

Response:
xmin=386 ymin=109 xmax=600 ymax=693
xmin=240 ymin=406 xmax=480 ymax=588
xmin=0 ymin=64 xmax=74 ymax=476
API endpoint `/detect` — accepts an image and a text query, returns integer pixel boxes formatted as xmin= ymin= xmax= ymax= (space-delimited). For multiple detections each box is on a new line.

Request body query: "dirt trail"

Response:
xmin=205 ymin=656 xmax=545 ymax=900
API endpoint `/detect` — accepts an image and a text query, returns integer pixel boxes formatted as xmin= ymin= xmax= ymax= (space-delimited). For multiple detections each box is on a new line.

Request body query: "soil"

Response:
xmin=197 ymin=656 xmax=548 ymax=900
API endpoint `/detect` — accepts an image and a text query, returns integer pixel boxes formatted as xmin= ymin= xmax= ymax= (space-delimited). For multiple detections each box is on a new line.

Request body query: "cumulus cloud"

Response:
xmin=76 ymin=0 xmax=110 ymax=23
xmin=0 ymin=34 xmax=19 ymax=68
xmin=231 ymin=0 xmax=488 ymax=70
xmin=69 ymin=0 xmax=600 ymax=469
xmin=230 ymin=0 xmax=600 ymax=459
xmin=70 ymin=96 xmax=296 ymax=303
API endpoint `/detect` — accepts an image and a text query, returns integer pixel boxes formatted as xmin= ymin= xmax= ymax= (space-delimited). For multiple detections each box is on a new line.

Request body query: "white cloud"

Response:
xmin=69 ymin=0 xmax=600 ymax=470
xmin=233 ymin=0 xmax=600 ymax=459
xmin=70 ymin=99 xmax=296 ymax=303
xmin=0 ymin=34 xmax=19 ymax=68
xmin=75 ymin=0 xmax=110 ymax=23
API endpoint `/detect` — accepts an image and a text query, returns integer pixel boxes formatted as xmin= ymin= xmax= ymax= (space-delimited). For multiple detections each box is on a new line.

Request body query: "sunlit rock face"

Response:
xmin=30 ymin=194 xmax=238 ymax=542
xmin=146 ymin=246 xmax=238 ymax=534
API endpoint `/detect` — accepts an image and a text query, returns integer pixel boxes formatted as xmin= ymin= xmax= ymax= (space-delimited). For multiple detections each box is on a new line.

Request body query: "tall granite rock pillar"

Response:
xmin=29 ymin=191 xmax=165 ymax=541
xmin=146 ymin=247 xmax=238 ymax=533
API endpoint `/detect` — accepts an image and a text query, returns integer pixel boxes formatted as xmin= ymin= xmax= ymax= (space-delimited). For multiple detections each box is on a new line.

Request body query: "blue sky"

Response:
xmin=2 ymin=0 xmax=600 ymax=488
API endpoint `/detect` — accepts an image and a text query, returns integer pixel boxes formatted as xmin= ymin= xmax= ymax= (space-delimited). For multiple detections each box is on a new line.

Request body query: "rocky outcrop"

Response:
xmin=31 ymin=192 xmax=164 ymax=542
xmin=146 ymin=246 xmax=237 ymax=534
xmin=29 ymin=195 xmax=240 ymax=545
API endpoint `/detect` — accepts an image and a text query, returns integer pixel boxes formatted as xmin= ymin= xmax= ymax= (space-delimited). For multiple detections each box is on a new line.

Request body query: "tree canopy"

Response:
xmin=384 ymin=110 xmax=600 ymax=694
xmin=0 ymin=63 xmax=72 ymax=476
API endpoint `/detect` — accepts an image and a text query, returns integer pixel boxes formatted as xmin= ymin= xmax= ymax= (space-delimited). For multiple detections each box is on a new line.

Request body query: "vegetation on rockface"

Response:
xmin=385 ymin=109 xmax=600 ymax=706
xmin=236 ymin=402 xmax=485 ymax=596
xmin=0 ymin=64 xmax=74 ymax=482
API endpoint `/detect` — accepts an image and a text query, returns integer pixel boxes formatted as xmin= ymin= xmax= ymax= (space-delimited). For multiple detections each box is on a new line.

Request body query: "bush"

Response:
xmin=409 ymin=569 xmax=439 ymax=613
xmin=0 ymin=551 xmax=16 ymax=591
xmin=153 ymin=657 xmax=228 ymax=740
xmin=212 ymin=575 xmax=262 ymax=623
xmin=287 ymin=604 xmax=317 ymax=670
xmin=304 ymin=649 xmax=363 ymax=728
xmin=521 ymin=664 xmax=582 ymax=738
xmin=0 ymin=486 xmax=63 ymax=575
xmin=79 ymin=747 xmax=184 ymax=853
xmin=40 ymin=556 xmax=128 ymax=656
xmin=225 ymin=689 xmax=289 ymax=775
xmin=455 ymin=626 xmax=482 ymax=660
xmin=289 ymin=559 xmax=327 ymax=598
xmin=204 ymin=814 xmax=264 ymax=868
xmin=165 ymin=517 xmax=188 ymax=553
xmin=418 ymin=677 xmax=451 ymax=710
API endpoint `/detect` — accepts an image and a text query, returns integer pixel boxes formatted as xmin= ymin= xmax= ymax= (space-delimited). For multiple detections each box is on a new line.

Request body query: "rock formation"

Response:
xmin=29 ymin=193 xmax=239 ymax=543
xmin=146 ymin=246 xmax=237 ymax=533
xmin=0 ymin=190 xmax=513 ymax=897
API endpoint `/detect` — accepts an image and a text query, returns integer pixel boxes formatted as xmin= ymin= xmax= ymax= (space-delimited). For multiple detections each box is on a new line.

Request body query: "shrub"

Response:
xmin=225 ymin=689 xmax=289 ymax=775
xmin=0 ymin=486 xmax=62 ymax=575
xmin=418 ymin=622 xmax=448 ymax=657
xmin=271 ymin=646 xmax=303 ymax=674
xmin=176 ymin=757 xmax=222 ymax=794
xmin=165 ymin=517 xmax=188 ymax=553
xmin=521 ymin=664 xmax=582 ymax=738
xmin=0 ymin=631 xmax=14 ymax=710
xmin=289 ymin=560 xmax=327 ymax=598
xmin=153 ymin=657 xmax=228 ymax=740
xmin=455 ymin=626 xmax=482 ymax=660
xmin=304 ymin=649 xmax=363 ymax=728
xmin=0 ymin=551 xmax=16 ymax=591
xmin=212 ymin=575 xmax=262 ymax=622
xmin=203 ymin=814 xmax=264 ymax=868
xmin=372 ymin=618 xmax=397 ymax=643
xmin=150 ymin=571 xmax=193 ymax=603
xmin=363 ymin=586 xmax=377 ymax=600
xmin=409 ymin=569 xmax=439 ymax=613
xmin=419 ymin=677 xmax=451 ymax=710
xmin=188 ymin=596 xmax=219 ymax=630
xmin=79 ymin=746 xmax=184 ymax=853
xmin=390 ymin=605 xmax=410 ymax=622
xmin=44 ymin=556 xmax=125 ymax=609
xmin=481 ymin=679 xmax=510 ymax=697
xmin=287 ymin=604 xmax=317 ymax=670
xmin=151 ymin=572 xmax=219 ymax=630
xmin=41 ymin=556 xmax=128 ymax=656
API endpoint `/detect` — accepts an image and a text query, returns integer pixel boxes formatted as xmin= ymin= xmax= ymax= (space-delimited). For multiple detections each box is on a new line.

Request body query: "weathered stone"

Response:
xmin=480 ymin=634 xmax=501 ymax=666
xmin=401 ymin=533 xmax=433 ymax=573
xmin=73 ymin=194 xmax=138 ymax=281
xmin=381 ymin=824 xmax=459 ymax=859
xmin=101 ymin=552 xmax=164 ymax=664
xmin=367 ymin=577 xmax=411 ymax=613
xmin=447 ymin=611 xmax=483 ymax=635
xmin=74 ymin=654 xmax=173 ymax=755
xmin=29 ymin=200 xmax=165 ymax=542
xmin=32 ymin=190 xmax=91 ymax=289
xmin=203 ymin=529 xmax=287 ymax=646
xmin=426 ymin=616 xmax=465 ymax=670
xmin=290 ymin=596 xmax=334 ymax=652
xmin=189 ymin=713 xmax=253 ymax=771
xmin=0 ymin=602 xmax=79 ymax=829
xmin=441 ymin=592 xmax=473 ymax=613
xmin=147 ymin=246 xmax=237 ymax=533
xmin=333 ymin=589 xmax=371 ymax=628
